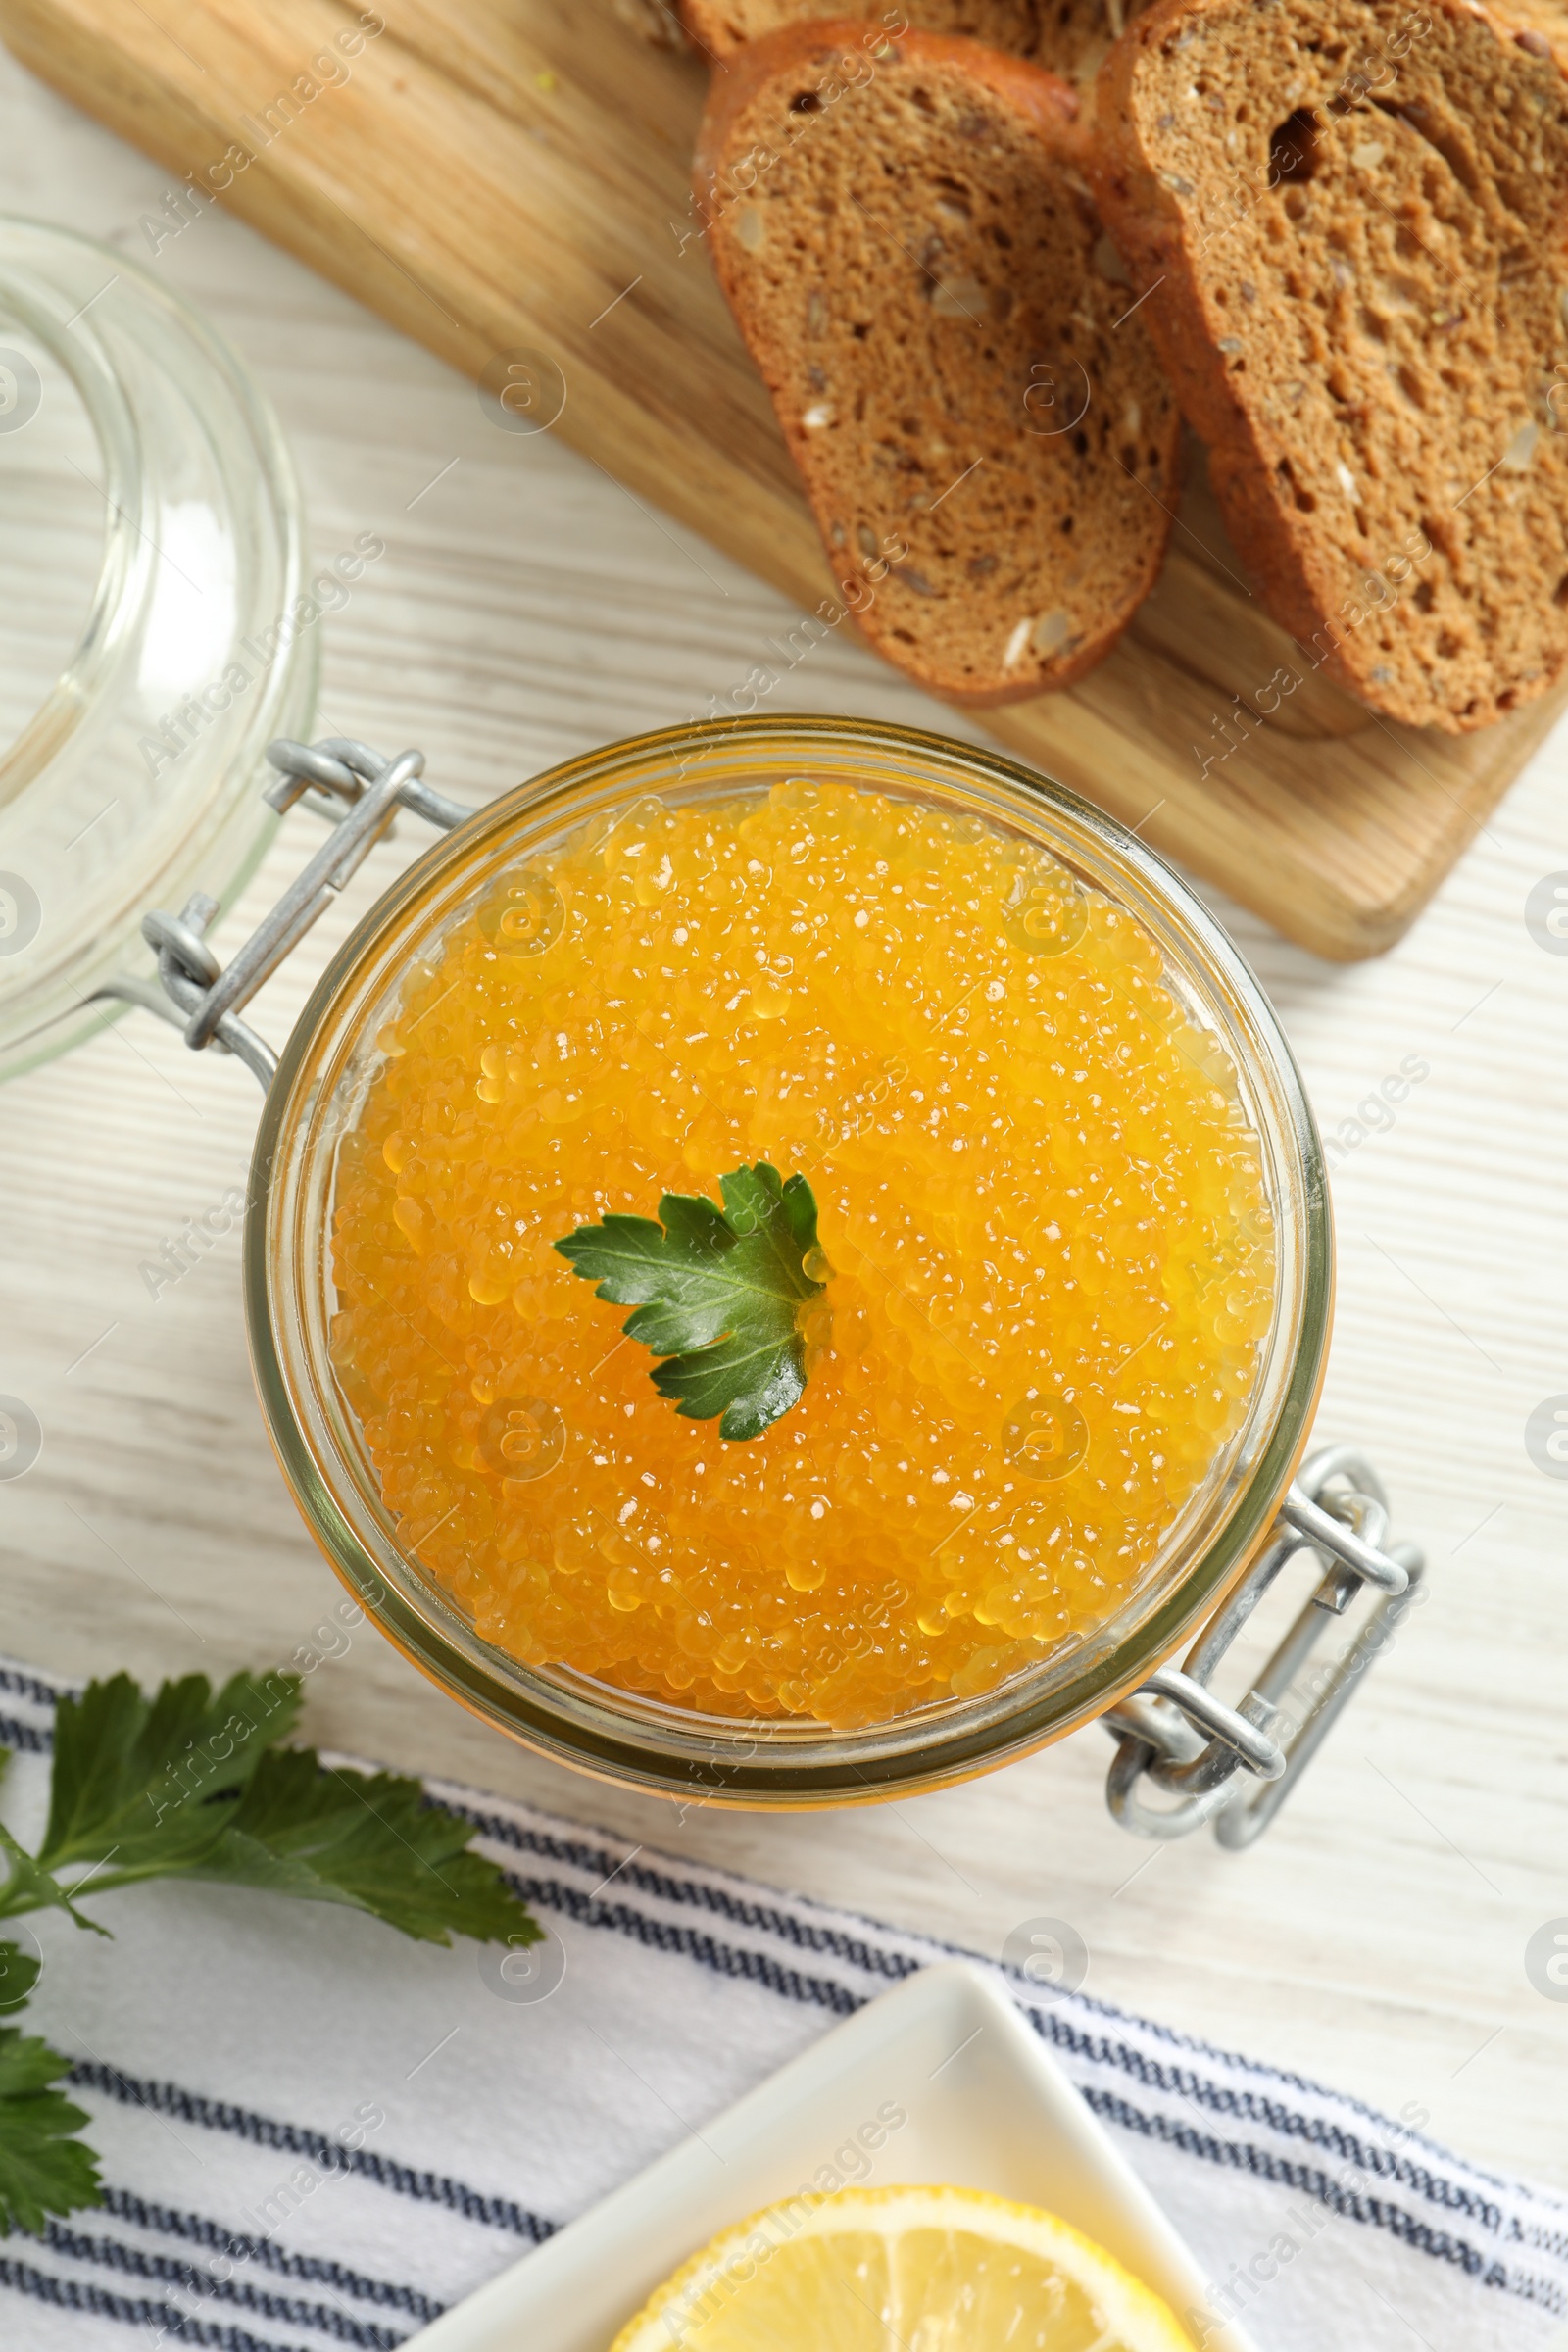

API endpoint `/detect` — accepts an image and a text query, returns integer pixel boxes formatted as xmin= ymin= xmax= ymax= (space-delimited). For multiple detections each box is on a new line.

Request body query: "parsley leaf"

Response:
xmin=189 ymin=1749 xmax=542 ymax=1947
xmin=32 ymin=1670 xmax=302 ymax=1886
xmin=2 ymin=1672 xmax=539 ymax=1950
xmin=0 ymin=1822 xmax=104 ymax=1938
xmin=557 ymin=1162 xmax=826 ymax=1440
xmin=0 ymin=1668 xmax=544 ymax=2241
xmin=0 ymin=2027 xmax=101 ymax=2236
xmin=0 ymin=1751 xmax=102 ymax=1937
xmin=0 ymin=1940 xmax=40 ymax=2015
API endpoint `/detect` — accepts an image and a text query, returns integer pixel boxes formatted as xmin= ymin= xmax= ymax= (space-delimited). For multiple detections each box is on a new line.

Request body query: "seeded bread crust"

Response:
xmin=681 ymin=0 xmax=1138 ymax=89
xmin=695 ymin=24 xmax=1182 ymax=703
xmin=1090 ymin=0 xmax=1568 ymax=730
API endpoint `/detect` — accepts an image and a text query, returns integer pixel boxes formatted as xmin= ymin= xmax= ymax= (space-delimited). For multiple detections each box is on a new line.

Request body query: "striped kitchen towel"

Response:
xmin=0 ymin=1658 xmax=1563 ymax=2352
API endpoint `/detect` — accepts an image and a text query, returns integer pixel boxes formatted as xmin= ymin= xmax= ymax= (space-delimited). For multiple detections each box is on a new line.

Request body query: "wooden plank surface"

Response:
xmin=1 ymin=34 xmax=1566 ymax=2217
xmin=1 ymin=0 xmax=1562 ymax=959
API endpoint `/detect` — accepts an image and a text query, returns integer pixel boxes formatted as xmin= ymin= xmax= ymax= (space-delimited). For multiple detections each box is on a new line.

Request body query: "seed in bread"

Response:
xmin=695 ymin=24 xmax=1181 ymax=703
xmin=681 ymin=0 xmax=1141 ymax=88
xmin=1090 ymin=0 xmax=1568 ymax=730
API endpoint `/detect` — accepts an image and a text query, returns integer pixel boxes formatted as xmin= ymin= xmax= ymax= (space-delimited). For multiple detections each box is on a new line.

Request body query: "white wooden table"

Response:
xmin=3 ymin=39 xmax=1566 ymax=2203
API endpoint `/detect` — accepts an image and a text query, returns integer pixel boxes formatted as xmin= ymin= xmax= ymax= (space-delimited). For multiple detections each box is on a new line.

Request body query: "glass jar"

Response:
xmin=0 ymin=219 xmax=315 ymax=1078
xmin=245 ymin=714 xmax=1339 ymax=1808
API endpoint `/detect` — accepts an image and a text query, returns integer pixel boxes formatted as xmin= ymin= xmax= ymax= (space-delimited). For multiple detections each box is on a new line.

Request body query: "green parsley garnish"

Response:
xmin=556 ymin=1162 xmax=826 ymax=1441
xmin=0 ymin=2007 xmax=98 ymax=2238
xmin=0 ymin=1668 xmax=542 ymax=2238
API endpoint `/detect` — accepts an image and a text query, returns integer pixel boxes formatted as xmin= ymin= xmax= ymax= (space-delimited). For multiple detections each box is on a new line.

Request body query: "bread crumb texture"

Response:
xmin=681 ymin=0 xmax=1144 ymax=87
xmin=697 ymin=27 xmax=1180 ymax=701
xmin=1093 ymin=0 xmax=1568 ymax=729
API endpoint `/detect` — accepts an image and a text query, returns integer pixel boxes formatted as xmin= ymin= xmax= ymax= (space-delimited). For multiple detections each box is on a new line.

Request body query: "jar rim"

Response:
xmin=246 ymin=714 xmax=1333 ymax=1804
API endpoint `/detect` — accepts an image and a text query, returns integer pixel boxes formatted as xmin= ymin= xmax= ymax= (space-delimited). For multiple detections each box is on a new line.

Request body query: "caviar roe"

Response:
xmin=328 ymin=779 xmax=1275 ymax=1731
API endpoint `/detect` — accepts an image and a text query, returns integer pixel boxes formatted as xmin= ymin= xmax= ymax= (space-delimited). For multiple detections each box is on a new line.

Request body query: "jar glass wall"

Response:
xmin=248 ymin=717 xmax=1332 ymax=1805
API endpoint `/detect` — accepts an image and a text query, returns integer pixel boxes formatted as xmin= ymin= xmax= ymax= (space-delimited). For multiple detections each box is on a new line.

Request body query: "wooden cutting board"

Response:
xmin=6 ymin=0 xmax=1559 ymax=959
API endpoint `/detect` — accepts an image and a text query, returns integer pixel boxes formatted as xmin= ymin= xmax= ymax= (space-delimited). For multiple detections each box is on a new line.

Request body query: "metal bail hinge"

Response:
xmin=1102 ymin=1446 xmax=1425 ymax=1847
xmin=91 ymin=737 xmax=464 ymax=1091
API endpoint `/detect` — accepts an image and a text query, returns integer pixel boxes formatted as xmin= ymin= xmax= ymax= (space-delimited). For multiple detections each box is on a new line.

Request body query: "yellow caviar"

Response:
xmin=328 ymin=779 xmax=1275 ymax=1730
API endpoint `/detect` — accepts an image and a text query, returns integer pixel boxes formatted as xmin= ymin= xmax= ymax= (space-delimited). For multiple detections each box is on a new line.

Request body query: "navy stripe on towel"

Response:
xmin=513 ymin=1871 xmax=865 ymax=2019
xmin=98 ymin=2190 xmax=443 ymax=2321
xmin=39 ymin=2222 xmax=408 ymax=2349
xmin=452 ymin=1804 xmax=922 ymax=1985
xmin=1031 ymin=2008 xmax=1508 ymax=2231
xmin=1076 ymin=2086 xmax=1566 ymax=2321
xmin=0 ymin=1665 xmax=66 ymax=1708
xmin=0 ymin=2251 xmax=310 ymax=2352
xmin=0 ymin=1707 xmax=53 ymax=1755
xmin=68 ymin=2065 xmax=557 ymax=2244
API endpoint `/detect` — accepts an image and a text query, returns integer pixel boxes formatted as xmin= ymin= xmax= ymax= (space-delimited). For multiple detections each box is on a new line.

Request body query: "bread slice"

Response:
xmin=1089 ymin=0 xmax=1568 ymax=731
xmin=681 ymin=0 xmax=1138 ymax=89
xmin=694 ymin=23 xmax=1182 ymax=703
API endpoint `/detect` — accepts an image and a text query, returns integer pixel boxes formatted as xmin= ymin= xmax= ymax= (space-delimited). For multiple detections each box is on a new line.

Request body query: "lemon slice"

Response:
xmin=611 ymin=2182 xmax=1197 ymax=2352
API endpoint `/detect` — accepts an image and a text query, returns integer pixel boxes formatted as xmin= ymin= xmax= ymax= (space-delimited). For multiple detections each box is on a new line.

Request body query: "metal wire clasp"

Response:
xmin=1102 ymin=1446 xmax=1424 ymax=1845
xmin=93 ymin=738 xmax=466 ymax=1089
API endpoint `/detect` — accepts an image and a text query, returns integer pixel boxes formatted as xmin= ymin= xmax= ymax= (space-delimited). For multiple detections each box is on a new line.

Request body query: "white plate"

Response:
xmin=415 ymin=1959 xmax=1259 ymax=2352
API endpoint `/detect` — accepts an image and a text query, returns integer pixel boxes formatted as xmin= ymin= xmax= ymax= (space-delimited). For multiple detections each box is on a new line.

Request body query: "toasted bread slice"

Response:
xmin=681 ymin=0 xmax=1138 ymax=88
xmin=695 ymin=24 xmax=1181 ymax=703
xmin=1090 ymin=0 xmax=1568 ymax=731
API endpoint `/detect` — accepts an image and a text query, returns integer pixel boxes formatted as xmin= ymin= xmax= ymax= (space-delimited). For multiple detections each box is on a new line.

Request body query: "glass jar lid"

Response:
xmin=0 ymin=218 xmax=316 ymax=1079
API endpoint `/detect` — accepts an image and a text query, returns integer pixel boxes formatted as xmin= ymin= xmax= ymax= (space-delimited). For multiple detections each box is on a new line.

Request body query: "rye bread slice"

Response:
xmin=1090 ymin=0 xmax=1568 ymax=730
xmin=681 ymin=0 xmax=1137 ymax=88
xmin=694 ymin=24 xmax=1181 ymax=703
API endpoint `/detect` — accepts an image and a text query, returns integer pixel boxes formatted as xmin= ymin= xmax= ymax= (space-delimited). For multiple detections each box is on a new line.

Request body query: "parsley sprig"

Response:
xmin=0 ymin=1668 xmax=541 ymax=2238
xmin=557 ymin=1162 xmax=826 ymax=1440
